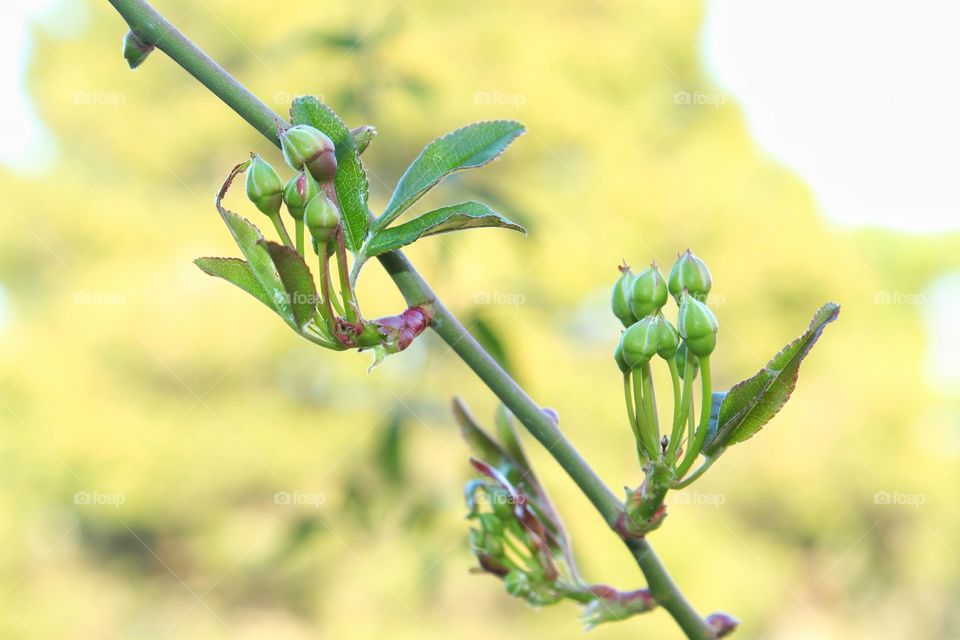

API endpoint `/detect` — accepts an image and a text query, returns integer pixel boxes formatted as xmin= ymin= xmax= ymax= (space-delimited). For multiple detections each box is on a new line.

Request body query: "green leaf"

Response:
xmin=216 ymin=206 xmax=296 ymax=328
xmin=289 ymin=96 xmax=369 ymax=253
xmin=194 ymin=257 xmax=279 ymax=313
xmin=374 ymin=121 xmax=525 ymax=232
xmin=703 ymin=303 xmax=840 ymax=456
xmin=494 ymin=405 xmax=529 ymax=471
xmin=260 ymin=241 xmax=319 ymax=328
xmin=363 ymin=201 xmax=525 ymax=257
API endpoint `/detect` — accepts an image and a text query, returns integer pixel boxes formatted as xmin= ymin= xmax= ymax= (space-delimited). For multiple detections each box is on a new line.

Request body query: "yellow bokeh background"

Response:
xmin=0 ymin=1 xmax=958 ymax=638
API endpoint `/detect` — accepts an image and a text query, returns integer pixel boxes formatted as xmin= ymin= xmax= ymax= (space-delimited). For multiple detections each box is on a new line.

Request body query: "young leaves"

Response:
xmin=362 ymin=201 xmax=525 ymax=257
xmin=373 ymin=121 xmax=525 ymax=232
xmin=194 ymin=257 xmax=278 ymax=313
xmin=703 ymin=303 xmax=840 ymax=456
xmin=260 ymin=241 xmax=319 ymax=328
xmin=289 ymin=95 xmax=369 ymax=253
xmin=214 ymin=205 xmax=296 ymax=328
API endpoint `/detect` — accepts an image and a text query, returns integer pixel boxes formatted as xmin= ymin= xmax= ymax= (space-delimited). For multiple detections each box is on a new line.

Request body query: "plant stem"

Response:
xmin=666 ymin=358 xmax=683 ymax=460
xmin=269 ymin=213 xmax=294 ymax=248
xmin=640 ymin=363 xmax=660 ymax=450
xmin=103 ymin=2 xmax=716 ymax=636
xmin=632 ymin=368 xmax=658 ymax=460
xmin=622 ymin=373 xmax=646 ymax=463
xmin=677 ymin=356 xmax=712 ymax=478
xmin=295 ymin=219 xmax=305 ymax=256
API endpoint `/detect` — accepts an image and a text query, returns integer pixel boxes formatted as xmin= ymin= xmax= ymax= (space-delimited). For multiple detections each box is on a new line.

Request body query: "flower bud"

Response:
xmin=674 ymin=342 xmax=699 ymax=379
xmin=350 ymin=125 xmax=377 ymax=155
xmin=282 ymin=170 xmax=321 ymax=222
xmin=304 ymin=194 xmax=340 ymax=243
xmin=655 ymin=315 xmax=680 ymax=360
xmin=122 ymin=30 xmax=154 ymax=70
xmin=629 ymin=263 xmax=668 ymax=318
xmin=613 ymin=340 xmax=631 ymax=374
xmin=668 ymin=250 xmax=712 ymax=302
xmin=279 ymin=125 xmax=338 ymax=183
xmin=245 ymin=154 xmax=283 ymax=217
xmin=619 ymin=316 xmax=659 ymax=369
xmin=610 ymin=265 xmax=636 ymax=327
xmin=504 ymin=570 xmax=530 ymax=596
xmin=478 ymin=513 xmax=504 ymax=536
xmin=677 ymin=291 xmax=719 ymax=358
xmin=706 ymin=613 xmax=739 ymax=638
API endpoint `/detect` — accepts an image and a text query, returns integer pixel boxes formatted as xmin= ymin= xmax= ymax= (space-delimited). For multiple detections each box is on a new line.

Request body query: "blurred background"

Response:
xmin=1 ymin=1 xmax=958 ymax=638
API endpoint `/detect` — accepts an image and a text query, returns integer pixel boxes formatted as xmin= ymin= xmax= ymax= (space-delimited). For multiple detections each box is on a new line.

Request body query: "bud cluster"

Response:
xmin=610 ymin=251 xmax=720 ymax=535
xmin=216 ymin=124 xmax=429 ymax=359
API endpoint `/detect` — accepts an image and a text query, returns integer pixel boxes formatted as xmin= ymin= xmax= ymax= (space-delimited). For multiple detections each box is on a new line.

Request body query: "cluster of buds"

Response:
xmin=456 ymin=400 xmax=657 ymax=629
xmin=222 ymin=123 xmax=429 ymax=358
xmin=611 ymin=251 xmax=720 ymax=536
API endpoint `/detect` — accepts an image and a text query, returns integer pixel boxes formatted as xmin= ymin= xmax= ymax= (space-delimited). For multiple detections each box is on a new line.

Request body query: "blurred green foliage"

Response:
xmin=0 ymin=0 xmax=958 ymax=638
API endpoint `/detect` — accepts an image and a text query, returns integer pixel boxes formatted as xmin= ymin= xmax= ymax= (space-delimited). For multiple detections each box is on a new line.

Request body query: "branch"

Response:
xmin=103 ymin=1 xmax=716 ymax=637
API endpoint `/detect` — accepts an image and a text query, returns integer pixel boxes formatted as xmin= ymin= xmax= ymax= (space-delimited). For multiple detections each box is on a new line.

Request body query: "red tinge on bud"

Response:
xmin=706 ymin=612 xmax=739 ymax=638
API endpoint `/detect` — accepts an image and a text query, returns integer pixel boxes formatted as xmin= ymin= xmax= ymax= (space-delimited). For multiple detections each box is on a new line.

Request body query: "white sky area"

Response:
xmin=703 ymin=0 xmax=960 ymax=232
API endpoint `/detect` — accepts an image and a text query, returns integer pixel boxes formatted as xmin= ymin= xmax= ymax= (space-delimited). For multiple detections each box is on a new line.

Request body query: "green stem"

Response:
xmin=622 ymin=373 xmax=646 ymax=462
xmin=295 ymin=218 xmax=305 ymax=256
xmin=673 ymin=456 xmax=716 ymax=489
xmin=103 ymin=3 xmax=716 ymax=637
xmin=315 ymin=242 xmax=337 ymax=333
xmin=676 ymin=356 xmax=712 ymax=478
xmin=334 ymin=226 xmax=359 ymax=322
xmin=666 ymin=358 xmax=683 ymax=460
xmin=669 ymin=356 xmax=693 ymax=463
xmin=269 ymin=214 xmax=294 ymax=248
xmin=632 ymin=368 xmax=659 ymax=460
xmin=640 ymin=363 xmax=660 ymax=453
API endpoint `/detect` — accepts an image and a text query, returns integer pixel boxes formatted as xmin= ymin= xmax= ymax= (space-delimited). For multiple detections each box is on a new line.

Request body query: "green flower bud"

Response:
xmin=613 ymin=339 xmax=630 ymax=374
xmin=122 ymin=30 xmax=154 ymax=70
xmin=674 ymin=342 xmax=699 ymax=380
xmin=350 ymin=125 xmax=377 ymax=155
xmin=629 ymin=263 xmax=668 ymax=318
xmin=478 ymin=513 xmax=504 ymax=536
xmin=282 ymin=170 xmax=321 ymax=222
xmin=245 ymin=154 xmax=283 ymax=217
xmin=677 ymin=292 xmax=719 ymax=358
xmin=619 ymin=316 xmax=659 ymax=369
xmin=655 ymin=315 xmax=680 ymax=360
xmin=279 ymin=125 xmax=338 ymax=183
xmin=668 ymin=250 xmax=712 ymax=302
xmin=304 ymin=194 xmax=340 ymax=243
xmin=611 ymin=264 xmax=636 ymax=327
xmin=504 ymin=570 xmax=530 ymax=596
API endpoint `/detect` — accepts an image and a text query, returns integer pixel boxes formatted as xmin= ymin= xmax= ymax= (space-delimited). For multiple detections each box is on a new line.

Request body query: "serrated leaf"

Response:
xmin=703 ymin=303 xmax=840 ymax=455
xmin=374 ymin=121 xmax=525 ymax=232
xmin=194 ymin=257 xmax=279 ymax=313
xmin=289 ymin=96 xmax=369 ymax=253
xmin=216 ymin=205 xmax=296 ymax=328
xmin=363 ymin=201 xmax=525 ymax=257
xmin=260 ymin=241 xmax=319 ymax=328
